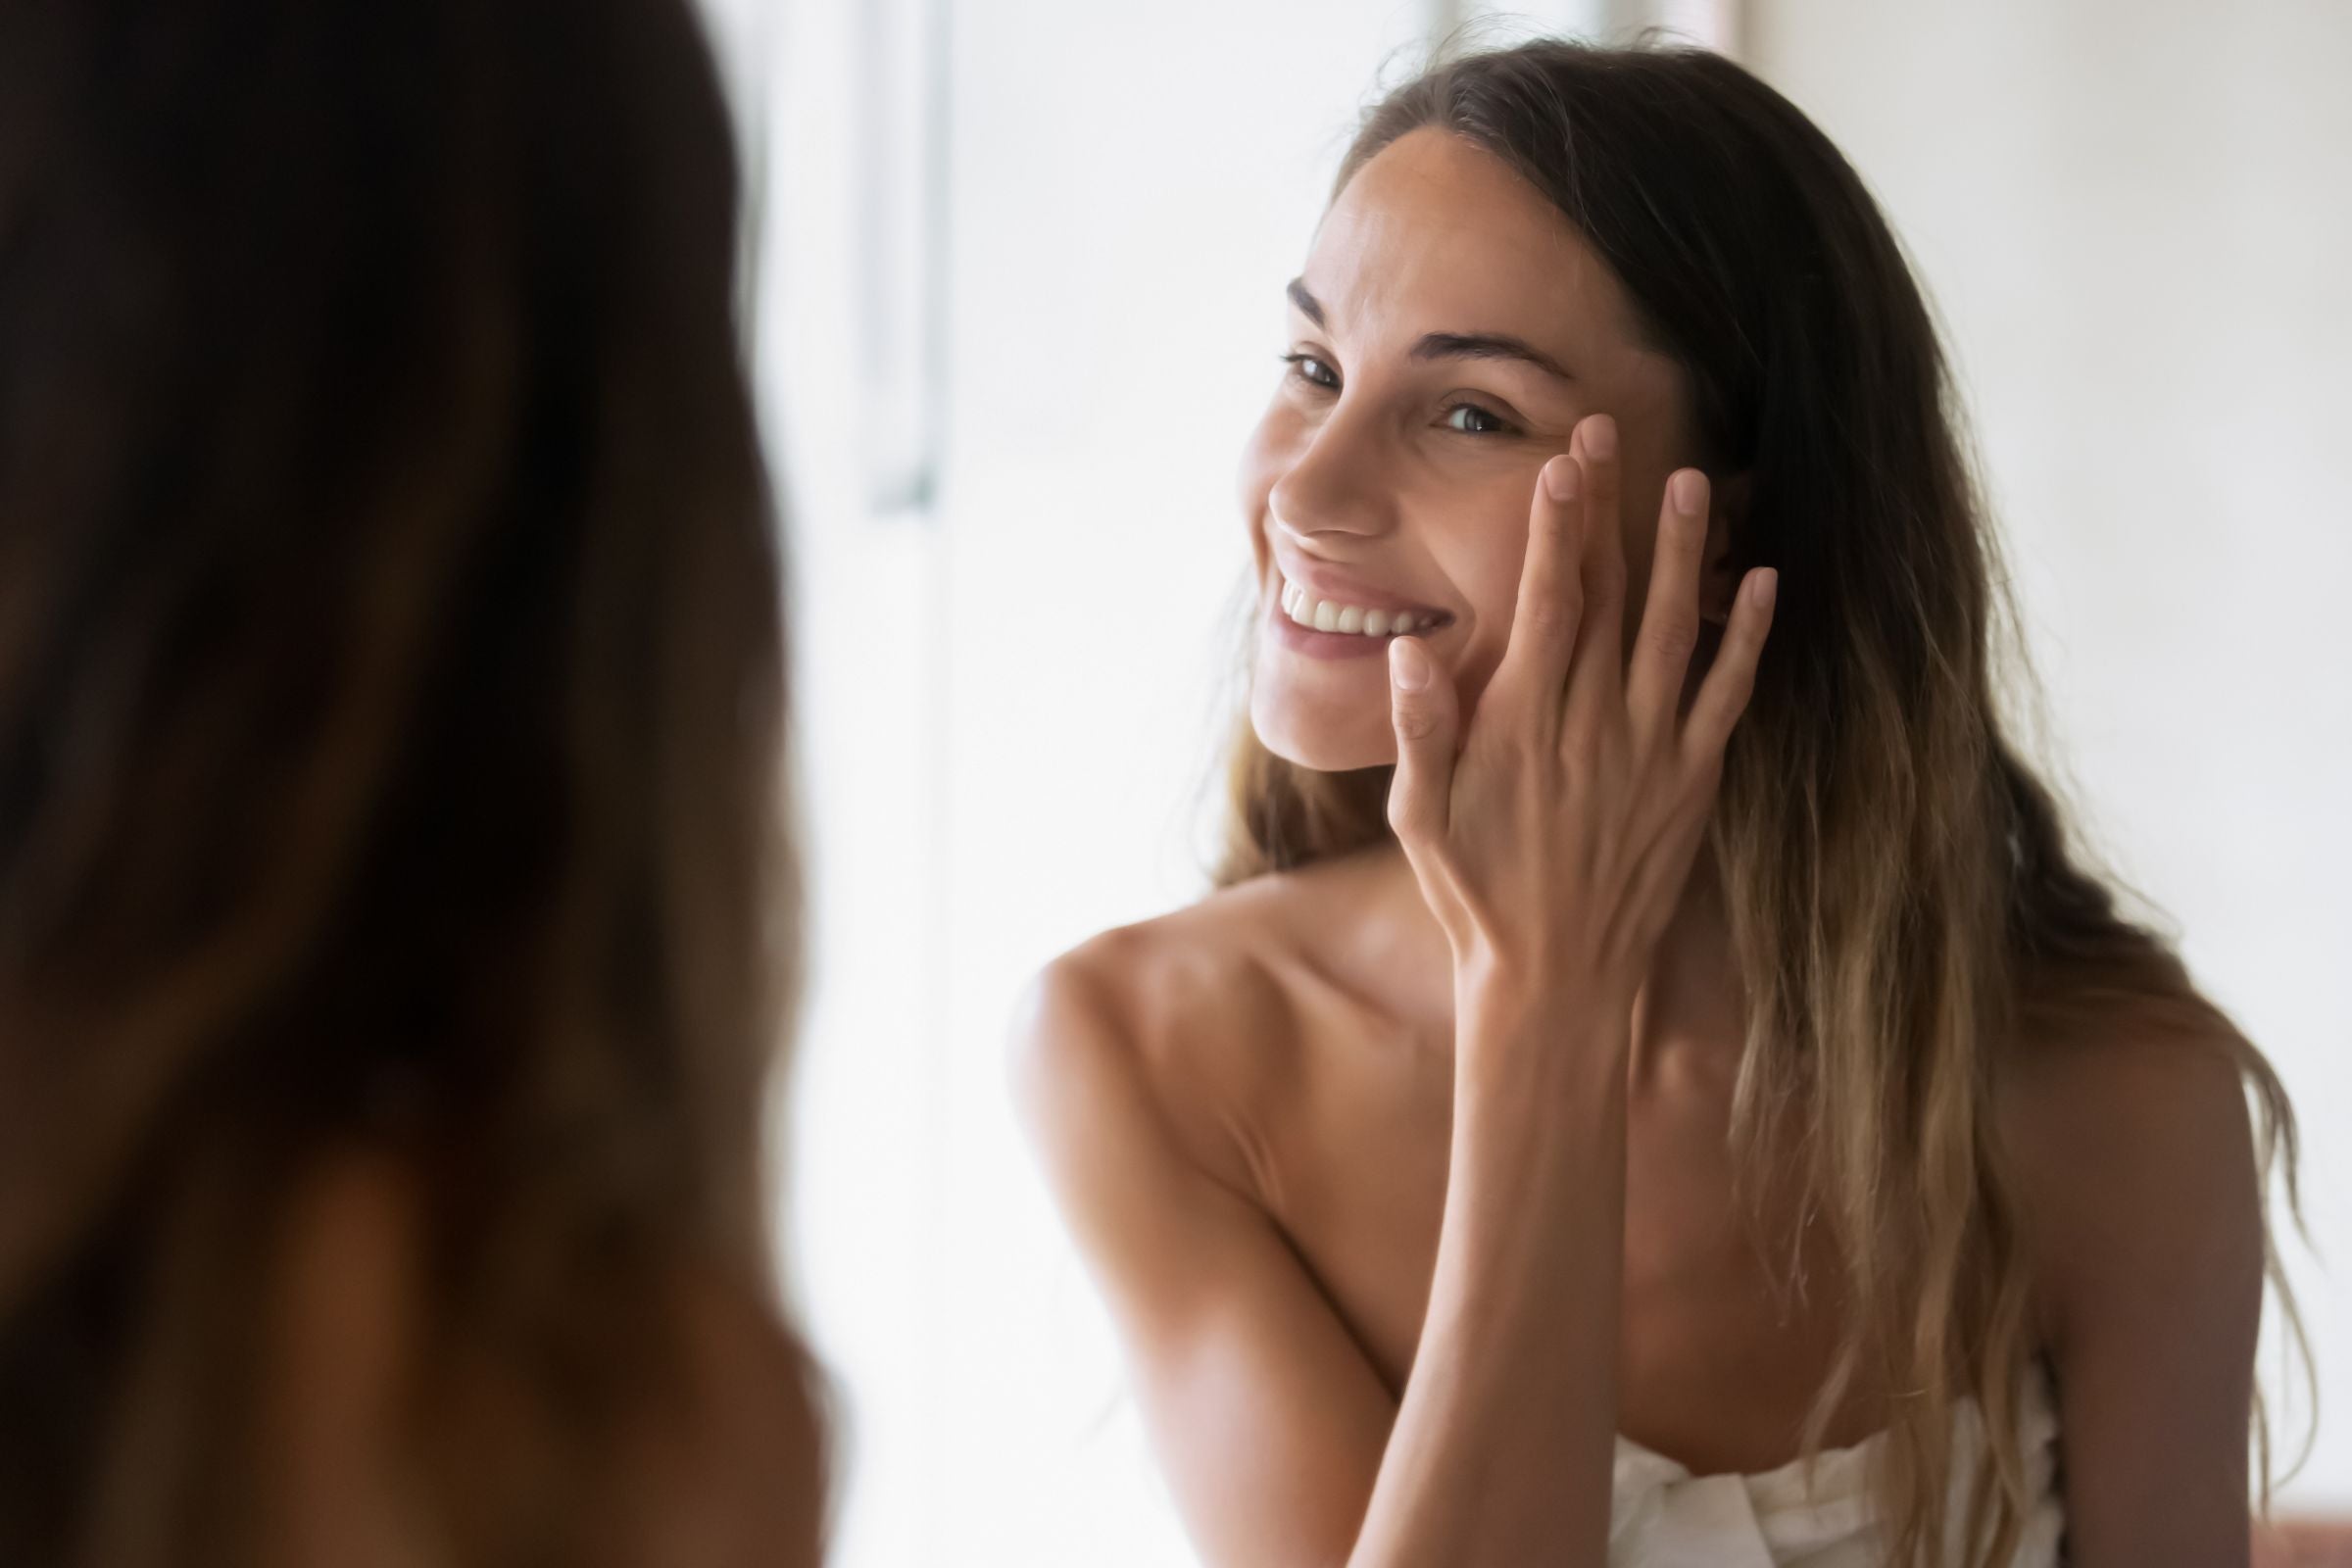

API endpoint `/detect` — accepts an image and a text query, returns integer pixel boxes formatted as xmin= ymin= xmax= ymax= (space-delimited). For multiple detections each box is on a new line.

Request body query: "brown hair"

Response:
xmin=1219 ymin=38 xmax=2305 ymax=1565
xmin=0 ymin=0 xmax=818 ymax=1562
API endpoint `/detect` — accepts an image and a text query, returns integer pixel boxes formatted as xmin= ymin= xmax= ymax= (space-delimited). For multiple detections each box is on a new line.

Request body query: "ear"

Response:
xmin=1697 ymin=471 xmax=1750 ymax=627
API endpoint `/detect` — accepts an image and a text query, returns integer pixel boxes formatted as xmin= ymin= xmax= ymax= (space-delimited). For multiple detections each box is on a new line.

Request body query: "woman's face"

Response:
xmin=1241 ymin=126 xmax=1729 ymax=772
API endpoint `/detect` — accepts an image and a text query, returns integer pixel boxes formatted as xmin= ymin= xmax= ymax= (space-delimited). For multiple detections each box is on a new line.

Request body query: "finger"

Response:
xmin=1565 ymin=414 xmax=1628 ymax=711
xmin=1385 ymin=636 xmax=1460 ymax=849
xmin=1682 ymin=567 xmax=1778 ymax=762
xmin=1625 ymin=468 xmax=1711 ymax=744
xmin=1494 ymin=453 xmax=1586 ymax=708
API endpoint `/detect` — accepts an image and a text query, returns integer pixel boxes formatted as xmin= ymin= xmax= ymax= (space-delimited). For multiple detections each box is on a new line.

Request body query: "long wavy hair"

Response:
xmin=1217 ymin=39 xmax=2305 ymax=1566
xmin=0 ymin=0 xmax=818 ymax=1563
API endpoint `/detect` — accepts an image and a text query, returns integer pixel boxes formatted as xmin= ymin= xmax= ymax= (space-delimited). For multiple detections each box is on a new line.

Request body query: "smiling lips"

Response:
xmin=1278 ymin=578 xmax=1447 ymax=638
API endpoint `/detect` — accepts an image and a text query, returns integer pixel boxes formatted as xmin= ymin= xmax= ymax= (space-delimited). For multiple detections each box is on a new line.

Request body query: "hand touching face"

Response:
xmin=1240 ymin=127 xmax=1742 ymax=772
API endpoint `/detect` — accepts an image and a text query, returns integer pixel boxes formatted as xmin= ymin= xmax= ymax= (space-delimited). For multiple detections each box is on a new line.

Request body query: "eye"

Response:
xmin=1281 ymin=352 xmax=1339 ymax=391
xmin=1441 ymin=401 xmax=1515 ymax=437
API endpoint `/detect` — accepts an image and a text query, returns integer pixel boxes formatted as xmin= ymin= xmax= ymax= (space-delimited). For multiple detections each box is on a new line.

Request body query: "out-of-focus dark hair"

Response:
xmin=0 ymin=0 xmax=817 ymax=1562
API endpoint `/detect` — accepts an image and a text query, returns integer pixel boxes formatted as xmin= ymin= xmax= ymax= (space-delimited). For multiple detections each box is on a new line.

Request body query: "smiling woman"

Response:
xmin=1016 ymin=37 xmax=2304 ymax=1568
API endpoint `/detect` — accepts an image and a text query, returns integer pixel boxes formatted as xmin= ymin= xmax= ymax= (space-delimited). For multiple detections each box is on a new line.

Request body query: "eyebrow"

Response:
xmin=1286 ymin=277 xmax=1327 ymax=327
xmin=1410 ymin=332 xmax=1576 ymax=384
xmin=1286 ymin=278 xmax=1576 ymax=384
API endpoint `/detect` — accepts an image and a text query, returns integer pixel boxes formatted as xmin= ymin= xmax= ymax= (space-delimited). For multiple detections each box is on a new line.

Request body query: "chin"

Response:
xmin=1250 ymin=680 xmax=1399 ymax=772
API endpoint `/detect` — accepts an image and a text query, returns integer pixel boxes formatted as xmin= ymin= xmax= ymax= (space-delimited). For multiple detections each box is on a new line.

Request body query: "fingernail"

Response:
xmin=1582 ymin=415 xmax=1617 ymax=460
xmin=1544 ymin=455 xmax=1579 ymax=503
xmin=1390 ymin=637 xmax=1431 ymax=691
xmin=1670 ymin=469 xmax=1706 ymax=515
xmin=1750 ymin=568 xmax=1778 ymax=611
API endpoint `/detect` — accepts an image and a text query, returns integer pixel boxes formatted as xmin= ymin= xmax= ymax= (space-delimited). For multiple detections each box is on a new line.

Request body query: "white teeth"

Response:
xmin=1278 ymin=577 xmax=1437 ymax=637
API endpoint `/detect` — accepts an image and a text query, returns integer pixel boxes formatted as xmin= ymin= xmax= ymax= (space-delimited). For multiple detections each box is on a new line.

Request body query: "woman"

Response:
xmin=0 ymin=1 xmax=824 ymax=1564
xmin=1018 ymin=40 xmax=2302 ymax=1568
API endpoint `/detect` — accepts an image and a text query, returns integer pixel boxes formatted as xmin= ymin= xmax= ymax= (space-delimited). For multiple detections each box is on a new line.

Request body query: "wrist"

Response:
xmin=1451 ymin=949 xmax=1633 ymax=1043
xmin=1452 ymin=987 xmax=1633 ymax=1108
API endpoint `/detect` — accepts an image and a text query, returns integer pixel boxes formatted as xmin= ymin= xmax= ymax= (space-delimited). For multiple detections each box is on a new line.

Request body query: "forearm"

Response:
xmin=1349 ymin=995 xmax=1630 ymax=1568
xmin=1338 ymin=406 xmax=1771 ymax=1564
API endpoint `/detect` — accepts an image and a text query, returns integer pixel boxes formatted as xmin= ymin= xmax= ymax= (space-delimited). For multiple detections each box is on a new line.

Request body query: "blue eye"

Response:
xmin=1443 ymin=402 xmax=1512 ymax=436
xmin=1281 ymin=353 xmax=1339 ymax=390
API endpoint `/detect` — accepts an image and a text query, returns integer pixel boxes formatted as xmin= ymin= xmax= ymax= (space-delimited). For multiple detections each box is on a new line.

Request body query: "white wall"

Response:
xmin=1743 ymin=0 xmax=2352 ymax=1505
xmin=760 ymin=5 xmax=1458 ymax=1564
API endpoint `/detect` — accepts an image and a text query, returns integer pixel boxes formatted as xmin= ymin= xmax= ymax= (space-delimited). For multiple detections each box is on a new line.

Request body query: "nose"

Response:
xmin=1265 ymin=398 xmax=1399 ymax=548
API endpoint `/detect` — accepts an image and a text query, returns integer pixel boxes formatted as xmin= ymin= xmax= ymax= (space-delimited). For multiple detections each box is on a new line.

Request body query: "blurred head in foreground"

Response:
xmin=0 ymin=2 xmax=822 ymax=1563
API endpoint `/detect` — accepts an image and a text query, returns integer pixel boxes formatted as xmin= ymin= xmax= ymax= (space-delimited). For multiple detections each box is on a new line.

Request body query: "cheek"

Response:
xmin=1418 ymin=484 xmax=1538 ymax=701
xmin=1235 ymin=402 xmax=1304 ymax=535
xmin=1615 ymin=458 xmax=1675 ymax=601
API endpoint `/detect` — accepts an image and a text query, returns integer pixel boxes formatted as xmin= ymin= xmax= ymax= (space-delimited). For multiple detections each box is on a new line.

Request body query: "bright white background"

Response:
xmin=708 ymin=2 xmax=2352 ymax=1561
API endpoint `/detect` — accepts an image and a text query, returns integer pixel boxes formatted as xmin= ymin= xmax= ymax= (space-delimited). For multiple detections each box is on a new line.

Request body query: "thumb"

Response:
xmin=1386 ymin=636 xmax=1459 ymax=848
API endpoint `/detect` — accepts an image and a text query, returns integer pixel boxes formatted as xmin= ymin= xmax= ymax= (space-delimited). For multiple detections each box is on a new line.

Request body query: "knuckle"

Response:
xmin=1681 ymin=753 xmax=1728 ymax=805
xmin=1525 ymin=597 xmax=1574 ymax=636
xmin=1488 ymin=730 xmax=1538 ymax=771
xmin=1685 ymin=707 xmax=1737 ymax=761
xmin=1645 ymin=613 xmax=1699 ymax=662
xmin=1385 ymin=790 xmax=1428 ymax=840
xmin=1394 ymin=706 xmax=1442 ymax=742
xmin=1586 ymin=561 xmax=1628 ymax=610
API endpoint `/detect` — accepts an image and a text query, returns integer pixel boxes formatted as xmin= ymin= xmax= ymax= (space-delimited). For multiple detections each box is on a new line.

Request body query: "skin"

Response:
xmin=1016 ymin=126 xmax=2265 ymax=1566
xmin=252 ymin=1154 xmax=825 ymax=1568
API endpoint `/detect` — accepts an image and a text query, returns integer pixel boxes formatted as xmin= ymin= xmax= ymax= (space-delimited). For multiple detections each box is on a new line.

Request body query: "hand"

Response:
xmin=1384 ymin=415 xmax=1777 ymax=1027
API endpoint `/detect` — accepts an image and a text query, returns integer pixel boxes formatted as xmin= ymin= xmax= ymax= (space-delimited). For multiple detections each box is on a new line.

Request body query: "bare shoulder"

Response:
xmin=255 ymin=1151 xmax=438 ymax=1568
xmin=605 ymin=1257 xmax=829 ymax=1568
xmin=259 ymin=1155 xmax=825 ymax=1568
xmin=1998 ymin=1013 xmax=2267 ymax=1350
xmin=2001 ymin=1016 xmax=2259 ymax=1175
xmin=1010 ymin=873 xmax=1315 ymax=1203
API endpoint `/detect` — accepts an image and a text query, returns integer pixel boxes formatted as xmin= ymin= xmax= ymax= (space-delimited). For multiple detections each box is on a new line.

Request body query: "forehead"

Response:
xmin=1304 ymin=126 xmax=1652 ymax=362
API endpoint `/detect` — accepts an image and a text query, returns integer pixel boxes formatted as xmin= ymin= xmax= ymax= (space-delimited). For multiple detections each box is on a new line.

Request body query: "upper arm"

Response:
xmin=2007 ymin=1032 xmax=2268 ymax=1568
xmin=1010 ymin=946 xmax=1397 ymax=1568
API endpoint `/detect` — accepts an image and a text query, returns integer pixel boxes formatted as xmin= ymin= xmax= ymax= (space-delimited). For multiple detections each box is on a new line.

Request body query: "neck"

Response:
xmin=1630 ymin=847 xmax=1748 ymax=1087
xmin=1352 ymin=840 xmax=1747 ymax=1079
